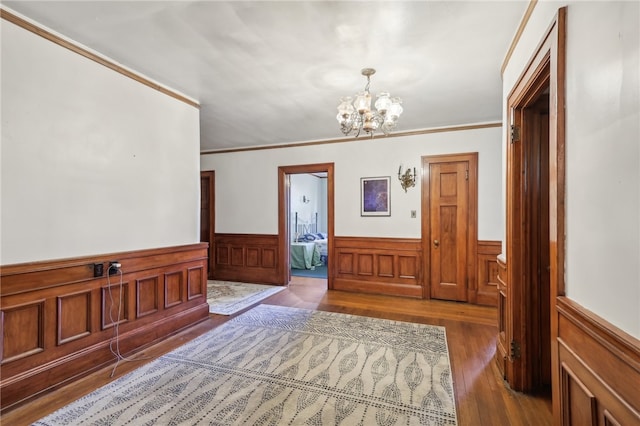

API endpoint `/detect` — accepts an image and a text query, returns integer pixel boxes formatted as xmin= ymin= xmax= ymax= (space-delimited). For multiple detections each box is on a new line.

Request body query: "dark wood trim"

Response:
xmin=212 ymin=233 xmax=281 ymax=285
xmin=552 ymin=9 xmax=568 ymax=418
xmin=278 ymin=163 xmax=335 ymax=288
xmin=101 ymin=283 xmax=129 ymax=330
xmin=495 ymin=255 xmax=508 ymax=378
xmin=56 ymin=290 xmax=92 ymax=345
xmin=163 ymin=271 xmax=184 ymax=309
xmin=556 ymin=296 xmax=640 ymax=425
xmin=552 ymin=8 xmax=567 ymax=299
xmin=201 ymin=123 xmax=501 ymax=155
xmin=506 ymin=57 xmax=552 ymax=392
xmin=200 ymin=171 xmax=216 ymax=279
xmin=187 ymin=266 xmax=206 ymax=300
xmin=0 ymin=243 xmax=209 ymax=412
xmin=135 ymin=276 xmax=159 ymax=318
xmin=504 ymin=8 xmax=566 ymax=401
xmin=0 ymin=243 xmax=208 ymax=283
xmin=475 ymin=241 xmax=501 ymax=306
xmin=332 ymin=237 xmax=423 ymax=298
xmin=0 ymin=8 xmax=199 ymax=109
xmin=421 ymin=152 xmax=479 ymax=301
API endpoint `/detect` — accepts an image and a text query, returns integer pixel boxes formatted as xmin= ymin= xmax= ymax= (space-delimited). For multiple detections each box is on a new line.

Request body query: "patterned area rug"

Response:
xmin=34 ymin=305 xmax=458 ymax=425
xmin=207 ymin=280 xmax=286 ymax=315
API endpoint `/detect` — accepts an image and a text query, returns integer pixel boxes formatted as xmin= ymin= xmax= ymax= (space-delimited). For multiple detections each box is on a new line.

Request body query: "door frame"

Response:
xmin=421 ymin=153 xmax=478 ymax=301
xmin=504 ymin=6 xmax=566 ymax=409
xmin=278 ymin=163 xmax=335 ymax=288
xmin=200 ymin=170 xmax=215 ymax=279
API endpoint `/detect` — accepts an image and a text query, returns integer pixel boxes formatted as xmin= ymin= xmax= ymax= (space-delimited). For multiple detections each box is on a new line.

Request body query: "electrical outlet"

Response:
xmin=93 ymin=263 xmax=104 ymax=277
xmin=109 ymin=261 xmax=121 ymax=275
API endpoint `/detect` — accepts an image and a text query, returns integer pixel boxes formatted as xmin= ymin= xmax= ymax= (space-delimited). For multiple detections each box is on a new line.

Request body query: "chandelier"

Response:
xmin=336 ymin=68 xmax=403 ymax=138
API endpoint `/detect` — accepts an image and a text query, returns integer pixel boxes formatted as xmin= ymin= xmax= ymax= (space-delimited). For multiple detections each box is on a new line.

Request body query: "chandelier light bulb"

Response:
xmin=375 ymin=92 xmax=391 ymax=115
xmin=355 ymin=91 xmax=372 ymax=115
xmin=336 ymin=97 xmax=355 ymax=123
xmin=389 ymin=98 xmax=403 ymax=119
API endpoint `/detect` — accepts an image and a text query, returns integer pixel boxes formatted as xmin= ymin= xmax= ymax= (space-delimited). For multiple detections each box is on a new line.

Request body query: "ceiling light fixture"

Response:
xmin=336 ymin=68 xmax=403 ymax=138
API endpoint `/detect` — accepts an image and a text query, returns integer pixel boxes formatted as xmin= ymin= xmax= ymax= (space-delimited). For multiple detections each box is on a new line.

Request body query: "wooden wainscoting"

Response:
xmin=495 ymin=255 xmax=508 ymax=379
xmin=333 ymin=237 xmax=422 ymax=298
xmin=474 ymin=241 xmax=501 ymax=306
xmin=0 ymin=243 xmax=209 ymax=413
xmin=556 ymin=297 xmax=640 ymax=425
xmin=212 ymin=234 xmax=280 ymax=285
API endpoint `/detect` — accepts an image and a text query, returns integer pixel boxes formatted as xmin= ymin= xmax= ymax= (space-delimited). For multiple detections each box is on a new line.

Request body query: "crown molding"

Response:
xmin=1 ymin=8 xmax=199 ymax=109
xmin=200 ymin=122 xmax=502 ymax=155
xmin=501 ymin=0 xmax=539 ymax=76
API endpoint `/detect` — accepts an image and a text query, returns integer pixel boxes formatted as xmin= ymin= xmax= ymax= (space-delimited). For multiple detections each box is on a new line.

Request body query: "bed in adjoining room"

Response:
xmin=291 ymin=212 xmax=328 ymax=270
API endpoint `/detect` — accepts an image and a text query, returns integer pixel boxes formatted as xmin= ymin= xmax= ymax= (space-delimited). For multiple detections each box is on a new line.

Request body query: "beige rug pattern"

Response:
xmin=207 ymin=280 xmax=286 ymax=315
xmin=34 ymin=305 xmax=457 ymax=425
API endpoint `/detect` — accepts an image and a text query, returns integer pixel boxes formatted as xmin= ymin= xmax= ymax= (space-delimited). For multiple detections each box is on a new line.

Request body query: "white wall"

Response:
xmin=290 ymin=174 xmax=327 ymax=237
xmin=318 ymin=177 xmax=328 ymax=233
xmin=1 ymin=17 xmax=201 ymax=265
xmin=503 ymin=1 xmax=640 ymax=337
xmin=201 ymin=125 xmax=503 ymax=241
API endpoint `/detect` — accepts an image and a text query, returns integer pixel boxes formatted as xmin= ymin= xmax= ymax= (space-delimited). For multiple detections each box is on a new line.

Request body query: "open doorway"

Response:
xmin=278 ymin=163 xmax=334 ymax=288
xmin=499 ymin=27 xmax=564 ymax=398
xmin=502 ymin=7 xmax=566 ymax=402
xmin=505 ymin=62 xmax=552 ymax=394
xmin=289 ymin=172 xmax=328 ymax=279
xmin=200 ymin=171 xmax=215 ymax=279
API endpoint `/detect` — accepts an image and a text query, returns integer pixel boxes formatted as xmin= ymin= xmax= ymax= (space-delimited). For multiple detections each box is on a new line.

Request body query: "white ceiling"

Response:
xmin=3 ymin=1 xmax=529 ymax=152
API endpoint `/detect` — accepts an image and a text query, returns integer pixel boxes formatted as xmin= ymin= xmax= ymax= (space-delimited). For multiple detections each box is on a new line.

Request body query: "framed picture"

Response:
xmin=360 ymin=176 xmax=391 ymax=216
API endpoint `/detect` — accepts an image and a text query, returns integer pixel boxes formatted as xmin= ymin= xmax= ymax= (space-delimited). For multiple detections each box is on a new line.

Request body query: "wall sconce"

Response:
xmin=398 ymin=165 xmax=417 ymax=192
xmin=302 ymin=195 xmax=311 ymax=204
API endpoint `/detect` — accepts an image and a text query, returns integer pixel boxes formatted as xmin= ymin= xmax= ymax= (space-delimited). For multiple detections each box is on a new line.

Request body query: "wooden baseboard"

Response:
xmin=556 ymin=296 xmax=640 ymax=425
xmin=0 ymin=243 xmax=209 ymax=413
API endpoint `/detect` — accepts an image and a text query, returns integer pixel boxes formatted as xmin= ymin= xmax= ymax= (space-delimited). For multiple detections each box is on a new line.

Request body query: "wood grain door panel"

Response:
xmin=429 ymin=161 xmax=469 ymax=301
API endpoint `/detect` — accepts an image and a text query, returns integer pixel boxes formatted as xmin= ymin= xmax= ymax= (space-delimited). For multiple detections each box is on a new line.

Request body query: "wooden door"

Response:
xmin=423 ymin=153 xmax=477 ymax=302
xmin=200 ymin=171 xmax=215 ymax=280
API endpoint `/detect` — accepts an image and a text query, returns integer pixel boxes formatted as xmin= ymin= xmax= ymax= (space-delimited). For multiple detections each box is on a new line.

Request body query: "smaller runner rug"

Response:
xmin=34 ymin=305 xmax=457 ymax=425
xmin=206 ymin=280 xmax=285 ymax=315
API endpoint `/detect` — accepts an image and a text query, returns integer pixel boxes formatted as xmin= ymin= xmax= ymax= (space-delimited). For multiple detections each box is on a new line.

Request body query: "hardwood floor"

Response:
xmin=1 ymin=277 xmax=552 ymax=425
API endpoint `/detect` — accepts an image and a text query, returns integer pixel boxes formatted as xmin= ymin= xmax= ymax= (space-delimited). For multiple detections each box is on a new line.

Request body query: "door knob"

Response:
xmin=433 ymin=239 xmax=439 ymax=248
